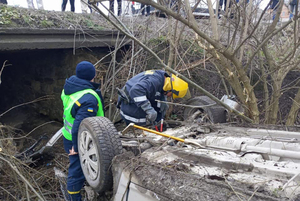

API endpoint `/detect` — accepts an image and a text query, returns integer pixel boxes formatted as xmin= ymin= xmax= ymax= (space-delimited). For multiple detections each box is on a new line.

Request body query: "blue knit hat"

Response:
xmin=76 ymin=61 xmax=96 ymax=81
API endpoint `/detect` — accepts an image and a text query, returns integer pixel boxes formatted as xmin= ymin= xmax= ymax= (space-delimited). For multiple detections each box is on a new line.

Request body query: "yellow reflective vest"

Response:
xmin=61 ymin=89 xmax=104 ymax=140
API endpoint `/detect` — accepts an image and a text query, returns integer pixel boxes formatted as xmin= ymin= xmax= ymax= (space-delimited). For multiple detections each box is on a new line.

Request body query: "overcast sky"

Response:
xmin=7 ymin=0 xmax=270 ymax=14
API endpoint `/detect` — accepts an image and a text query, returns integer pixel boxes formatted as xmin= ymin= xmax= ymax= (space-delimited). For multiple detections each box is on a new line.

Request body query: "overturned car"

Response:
xmin=75 ymin=110 xmax=300 ymax=201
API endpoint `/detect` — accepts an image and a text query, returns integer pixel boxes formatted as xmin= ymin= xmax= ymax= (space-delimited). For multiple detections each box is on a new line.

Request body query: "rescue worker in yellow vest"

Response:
xmin=117 ymin=70 xmax=189 ymax=126
xmin=61 ymin=61 xmax=104 ymax=201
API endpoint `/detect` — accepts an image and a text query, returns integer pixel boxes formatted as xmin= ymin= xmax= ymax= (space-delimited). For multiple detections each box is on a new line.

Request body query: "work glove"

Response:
xmin=141 ymin=101 xmax=157 ymax=124
xmin=160 ymin=102 xmax=169 ymax=117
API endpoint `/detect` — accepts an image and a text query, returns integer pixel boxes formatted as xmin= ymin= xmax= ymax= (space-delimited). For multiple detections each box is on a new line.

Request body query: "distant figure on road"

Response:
xmin=141 ymin=3 xmax=150 ymax=16
xmin=270 ymin=0 xmax=279 ymax=21
xmin=27 ymin=0 xmax=44 ymax=9
xmin=110 ymin=0 xmax=122 ymax=16
xmin=289 ymin=0 xmax=298 ymax=19
xmin=62 ymin=0 xmax=75 ymax=12
xmin=219 ymin=0 xmax=230 ymax=11
xmin=219 ymin=0 xmax=245 ymax=12
xmin=88 ymin=2 xmax=99 ymax=13
xmin=0 ymin=0 xmax=7 ymax=4
xmin=81 ymin=0 xmax=99 ymax=13
xmin=131 ymin=1 xmax=136 ymax=14
xmin=81 ymin=0 xmax=89 ymax=13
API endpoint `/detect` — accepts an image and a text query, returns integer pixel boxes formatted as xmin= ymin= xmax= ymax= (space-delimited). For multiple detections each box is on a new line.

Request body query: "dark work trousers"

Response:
xmin=63 ymin=137 xmax=85 ymax=201
xmin=141 ymin=4 xmax=150 ymax=16
xmin=62 ymin=0 xmax=75 ymax=12
xmin=289 ymin=3 xmax=297 ymax=19
xmin=219 ymin=0 xmax=229 ymax=11
xmin=89 ymin=2 xmax=99 ymax=13
xmin=0 ymin=0 xmax=7 ymax=4
xmin=110 ymin=0 xmax=122 ymax=16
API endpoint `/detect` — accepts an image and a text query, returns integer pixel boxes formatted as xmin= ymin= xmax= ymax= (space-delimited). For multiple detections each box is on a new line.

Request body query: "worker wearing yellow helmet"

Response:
xmin=117 ymin=70 xmax=189 ymax=127
xmin=163 ymin=74 xmax=189 ymax=99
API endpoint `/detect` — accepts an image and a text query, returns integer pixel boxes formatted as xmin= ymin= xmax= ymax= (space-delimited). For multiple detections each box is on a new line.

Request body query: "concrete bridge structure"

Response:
xmin=0 ymin=28 xmax=124 ymax=51
xmin=0 ymin=28 xmax=127 ymax=121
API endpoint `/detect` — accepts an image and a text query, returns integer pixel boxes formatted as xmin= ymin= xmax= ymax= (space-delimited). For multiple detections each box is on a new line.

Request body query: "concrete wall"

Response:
xmin=0 ymin=47 xmax=112 ymax=122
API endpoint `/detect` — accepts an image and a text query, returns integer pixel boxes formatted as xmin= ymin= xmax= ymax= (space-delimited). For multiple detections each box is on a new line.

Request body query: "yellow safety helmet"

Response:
xmin=163 ymin=74 xmax=189 ymax=99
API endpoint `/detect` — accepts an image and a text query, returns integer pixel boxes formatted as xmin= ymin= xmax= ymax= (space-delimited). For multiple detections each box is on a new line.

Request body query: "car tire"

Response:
xmin=78 ymin=116 xmax=123 ymax=194
xmin=183 ymin=96 xmax=226 ymax=123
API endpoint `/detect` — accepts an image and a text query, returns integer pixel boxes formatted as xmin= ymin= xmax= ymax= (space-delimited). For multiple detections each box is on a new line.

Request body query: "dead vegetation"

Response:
xmin=0 ymin=117 xmax=71 ymax=200
xmin=0 ymin=4 xmax=113 ymax=30
xmin=0 ymin=87 xmax=67 ymax=200
xmin=91 ymin=0 xmax=300 ymax=125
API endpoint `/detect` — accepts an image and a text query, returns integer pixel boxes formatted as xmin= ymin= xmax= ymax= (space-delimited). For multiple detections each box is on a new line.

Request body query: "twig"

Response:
xmin=0 ymin=60 xmax=11 ymax=85
xmin=247 ymin=186 xmax=260 ymax=201
xmin=0 ymin=121 xmax=57 ymax=141
xmin=290 ymin=97 xmax=300 ymax=107
xmin=0 ymin=185 xmax=17 ymax=200
xmin=223 ymin=171 xmax=244 ymax=201
xmin=282 ymin=172 xmax=300 ymax=191
xmin=288 ymin=183 xmax=300 ymax=201
xmin=108 ymin=31 xmax=120 ymax=120
xmin=25 ymin=184 xmax=30 ymax=201
xmin=155 ymin=99 xmax=216 ymax=108
xmin=0 ymin=95 xmax=53 ymax=118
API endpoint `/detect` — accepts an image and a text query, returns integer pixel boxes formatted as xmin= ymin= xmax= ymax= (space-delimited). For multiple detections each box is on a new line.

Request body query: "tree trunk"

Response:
xmin=238 ymin=0 xmax=252 ymax=62
xmin=265 ymin=73 xmax=285 ymax=124
xmin=223 ymin=50 xmax=259 ymax=123
xmin=260 ymin=57 xmax=269 ymax=123
xmin=209 ymin=50 xmax=259 ymax=123
xmin=167 ymin=17 xmax=175 ymax=69
xmin=207 ymin=0 xmax=219 ymax=40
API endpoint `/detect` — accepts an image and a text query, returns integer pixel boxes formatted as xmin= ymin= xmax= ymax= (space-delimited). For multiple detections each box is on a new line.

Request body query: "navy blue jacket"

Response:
xmin=120 ymin=70 xmax=166 ymax=125
xmin=63 ymin=75 xmax=104 ymax=152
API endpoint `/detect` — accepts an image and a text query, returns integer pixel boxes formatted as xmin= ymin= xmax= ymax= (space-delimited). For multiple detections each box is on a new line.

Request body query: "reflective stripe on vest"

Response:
xmin=61 ymin=89 xmax=104 ymax=141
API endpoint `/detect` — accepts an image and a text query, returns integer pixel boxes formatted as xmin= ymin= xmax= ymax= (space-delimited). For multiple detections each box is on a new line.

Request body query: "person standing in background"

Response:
xmin=131 ymin=1 xmax=137 ymax=15
xmin=289 ymin=0 xmax=298 ymax=19
xmin=27 ymin=0 xmax=44 ymax=9
xmin=81 ymin=0 xmax=98 ymax=13
xmin=62 ymin=0 xmax=75 ymax=12
xmin=141 ymin=3 xmax=150 ymax=16
xmin=270 ymin=0 xmax=279 ymax=21
xmin=81 ymin=0 xmax=89 ymax=13
xmin=110 ymin=0 xmax=122 ymax=16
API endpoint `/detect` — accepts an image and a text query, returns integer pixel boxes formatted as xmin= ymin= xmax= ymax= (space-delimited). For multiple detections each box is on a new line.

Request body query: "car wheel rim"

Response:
xmin=79 ymin=130 xmax=99 ymax=181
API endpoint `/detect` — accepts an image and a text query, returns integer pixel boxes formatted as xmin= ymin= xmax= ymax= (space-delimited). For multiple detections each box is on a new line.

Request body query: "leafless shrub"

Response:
xmin=0 ymin=124 xmax=69 ymax=200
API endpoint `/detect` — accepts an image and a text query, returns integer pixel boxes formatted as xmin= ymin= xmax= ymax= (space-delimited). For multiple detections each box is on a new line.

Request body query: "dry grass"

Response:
xmin=0 ymin=124 xmax=68 ymax=200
